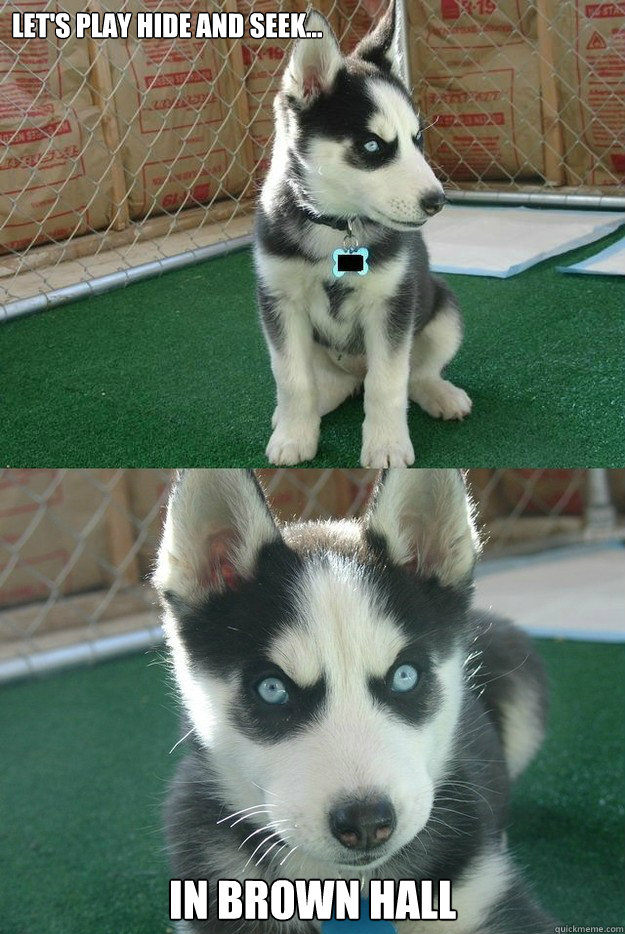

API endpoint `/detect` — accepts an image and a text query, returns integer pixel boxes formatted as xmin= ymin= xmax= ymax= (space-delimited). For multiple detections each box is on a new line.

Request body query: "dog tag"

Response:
xmin=332 ymin=247 xmax=369 ymax=278
xmin=320 ymin=897 xmax=397 ymax=933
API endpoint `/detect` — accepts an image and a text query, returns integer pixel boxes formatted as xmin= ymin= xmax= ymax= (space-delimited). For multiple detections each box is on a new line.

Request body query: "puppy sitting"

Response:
xmin=254 ymin=1 xmax=472 ymax=466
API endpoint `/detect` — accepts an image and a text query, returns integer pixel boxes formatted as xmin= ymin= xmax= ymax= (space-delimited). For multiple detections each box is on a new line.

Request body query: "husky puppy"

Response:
xmin=155 ymin=469 xmax=555 ymax=934
xmin=254 ymin=2 xmax=472 ymax=467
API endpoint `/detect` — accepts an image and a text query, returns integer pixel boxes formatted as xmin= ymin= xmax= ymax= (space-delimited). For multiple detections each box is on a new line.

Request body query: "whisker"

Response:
xmin=239 ymin=820 xmax=289 ymax=850
xmin=229 ymin=808 xmax=277 ymax=828
xmin=413 ymin=831 xmax=428 ymax=856
xmin=169 ymin=728 xmax=194 ymax=755
xmin=244 ymin=831 xmax=284 ymax=870
xmin=216 ymin=804 xmax=277 ymax=825
xmin=279 ymin=844 xmax=300 ymax=867
xmin=250 ymin=781 xmax=280 ymax=799
xmin=420 ymin=115 xmax=440 ymax=133
xmin=256 ymin=837 xmax=289 ymax=866
xmin=433 ymin=805 xmax=479 ymax=821
xmin=266 ymin=841 xmax=290 ymax=871
xmin=476 ymin=655 xmax=531 ymax=688
xmin=427 ymin=816 xmax=471 ymax=838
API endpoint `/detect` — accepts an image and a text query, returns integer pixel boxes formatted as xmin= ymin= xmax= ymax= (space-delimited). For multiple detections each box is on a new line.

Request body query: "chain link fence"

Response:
xmin=1 ymin=0 xmax=623 ymax=316
xmin=1 ymin=467 xmax=623 ymax=682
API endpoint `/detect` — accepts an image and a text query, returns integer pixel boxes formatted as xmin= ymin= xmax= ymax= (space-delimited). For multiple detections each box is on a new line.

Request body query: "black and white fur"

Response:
xmin=155 ymin=469 xmax=555 ymax=934
xmin=254 ymin=2 xmax=472 ymax=467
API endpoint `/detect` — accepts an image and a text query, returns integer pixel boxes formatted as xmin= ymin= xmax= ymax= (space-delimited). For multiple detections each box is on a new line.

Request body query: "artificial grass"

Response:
xmin=0 ymin=639 xmax=623 ymax=934
xmin=3 ymin=227 xmax=625 ymax=467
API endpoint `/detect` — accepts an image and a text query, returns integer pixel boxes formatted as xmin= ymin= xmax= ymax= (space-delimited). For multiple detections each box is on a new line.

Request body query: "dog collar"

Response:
xmin=301 ymin=207 xmax=363 ymax=233
xmin=331 ymin=218 xmax=369 ymax=278
xmin=299 ymin=209 xmax=371 ymax=277
xmin=321 ymin=897 xmax=397 ymax=932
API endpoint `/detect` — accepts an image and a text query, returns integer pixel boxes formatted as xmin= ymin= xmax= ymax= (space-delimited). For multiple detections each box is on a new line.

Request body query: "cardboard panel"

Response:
xmin=0 ymin=0 xmax=112 ymax=254
xmin=107 ymin=0 xmax=249 ymax=219
xmin=409 ymin=1 xmax=545 ymax=181
xmin=0 ymin=470 xmax=110 ymax=615
xmin=545 ymin=0 xmax=625 ymax=187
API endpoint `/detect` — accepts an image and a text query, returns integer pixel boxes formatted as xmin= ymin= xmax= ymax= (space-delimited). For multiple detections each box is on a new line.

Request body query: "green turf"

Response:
xmin=0 ymin=639 xmax=623 ymax=933
xmin=3 ymin=227 xmax=625 ymax=467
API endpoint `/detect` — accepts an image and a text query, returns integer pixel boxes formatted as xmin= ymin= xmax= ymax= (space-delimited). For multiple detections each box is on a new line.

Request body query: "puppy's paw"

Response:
xmin=360 ymin=427 xmax=415 ymax=467
xmin=266 ymin=423 xmax=319 ymax=465
xmin=410 ymin=378 xmax=472 ymax=421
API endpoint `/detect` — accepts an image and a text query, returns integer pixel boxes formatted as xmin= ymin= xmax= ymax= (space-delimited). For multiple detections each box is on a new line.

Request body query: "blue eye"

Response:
xmin=390 ymin=664 xmax=419 ymax=693
xmin=256 ymin=676 xmax=289 ymax=705
xmin=363 ymin=139 xmax=380 ymax=153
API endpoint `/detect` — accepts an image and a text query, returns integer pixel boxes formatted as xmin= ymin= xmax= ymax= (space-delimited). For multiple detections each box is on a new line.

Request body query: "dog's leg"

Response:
xmin=264 ymin=303 xmax=320 ymax=465
xmin=360 ymin=314 xmax=414 ymax=467
xmin=312 ymin=345 xmax=363 ymax=417
xmin=395 ymin=847 xmax=556 ymax=934
xmin=409 ymin=303 xmax=472 ymax=420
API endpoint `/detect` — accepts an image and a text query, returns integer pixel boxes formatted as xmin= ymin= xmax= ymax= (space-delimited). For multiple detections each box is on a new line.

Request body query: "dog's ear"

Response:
xmin=351 ymin=0 xmax=402 ymax=80
xmin=154 ymin=470 xmax=280 ymax=603
xmin=282 ymin=12 xmax=342 ymax=105
xmin=364 ymin=469 xmax=480 ymax=587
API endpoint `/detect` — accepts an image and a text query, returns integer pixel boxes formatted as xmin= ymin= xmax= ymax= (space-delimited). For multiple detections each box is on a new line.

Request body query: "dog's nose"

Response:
xmin=329 ymin=797 xmax=396 ymax=850
xmin=420 ymin=190 xmax=446 ymax=216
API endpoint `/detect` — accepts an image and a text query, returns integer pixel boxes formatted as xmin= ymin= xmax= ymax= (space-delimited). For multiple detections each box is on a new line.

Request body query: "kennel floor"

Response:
xmin=0 ymin=638 xmax=623 ymax=934
xmin=4 ymin=229 xmax=625 ymax=466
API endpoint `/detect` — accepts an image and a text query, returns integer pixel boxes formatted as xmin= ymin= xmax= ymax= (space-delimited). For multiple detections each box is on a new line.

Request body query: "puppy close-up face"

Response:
xmin=155 ymin=469 xmax=477 ymax=872
xmin=278 ymin=7 xmax=446 ymax=229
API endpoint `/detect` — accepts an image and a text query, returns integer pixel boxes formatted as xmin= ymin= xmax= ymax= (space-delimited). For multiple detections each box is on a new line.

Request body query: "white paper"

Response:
xmin=559 ymin=236 xmax=625 ymax=276
xmin=422 ymin=204 xmax=625 ymax=278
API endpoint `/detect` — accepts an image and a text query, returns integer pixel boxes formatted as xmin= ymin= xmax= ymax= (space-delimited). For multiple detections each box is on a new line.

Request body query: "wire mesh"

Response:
xmin=408 ymin=0 xmax=625 ymax=192
xmin=1 ymin=0 xmax=623 ymax=313
xmin=1 ymin=468 xmax=623 ymax=681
